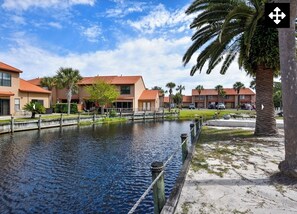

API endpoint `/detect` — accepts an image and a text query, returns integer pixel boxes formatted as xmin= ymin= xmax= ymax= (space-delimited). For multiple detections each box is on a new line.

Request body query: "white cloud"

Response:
xmin=81 ymin=25 xmax=102 ymax=42
xmin=105 ymin=2 xmax=145 ymax=18
xmin=2 ymin=0 xmax=95 ymax=11
xmin=127 ymin=4 xmax=195 ymax=34
xmin=0 ymin=37 xmax=253 ymax=95
xmin=10 ymin=15 xmax=26 ymax=25
xmin=48 ymin=22 xmax=63 ymax=29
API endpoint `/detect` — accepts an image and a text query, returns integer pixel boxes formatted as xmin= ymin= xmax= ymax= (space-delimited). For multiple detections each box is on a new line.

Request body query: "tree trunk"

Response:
xmin=254 ymin=65 xmax=278 ymax=136
xmin=237 ymin=94 xmax=239 ymax=111
xmin=67 ymin=89 xmax=72 ymax=115
xmin=278 ymin=0 xmax=297 ymax=177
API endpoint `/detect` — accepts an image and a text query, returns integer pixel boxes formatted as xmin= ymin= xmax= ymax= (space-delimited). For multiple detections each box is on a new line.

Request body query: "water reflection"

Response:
xmin=0 ymin=121 xmax=190 ymax=213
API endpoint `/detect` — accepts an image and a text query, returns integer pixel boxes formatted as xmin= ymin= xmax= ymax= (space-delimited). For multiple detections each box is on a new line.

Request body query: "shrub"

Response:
xmin=23 ymin=101 xmax=46 ymax=118
xmin=109 ymin=109 xmax=117 ymax=117
xmin=54 ymin=103 xmax=78 ymax=114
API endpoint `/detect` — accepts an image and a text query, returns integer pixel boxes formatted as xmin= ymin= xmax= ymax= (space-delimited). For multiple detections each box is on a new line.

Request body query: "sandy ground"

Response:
xmin=175 ymin=128 xmax=297 ymax=214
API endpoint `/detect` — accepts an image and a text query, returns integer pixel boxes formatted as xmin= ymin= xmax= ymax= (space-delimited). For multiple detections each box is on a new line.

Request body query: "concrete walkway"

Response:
xmin=206 ymin=119 xmax=284 ymax=129
xmin=175 ymin=128 xmax=297 ymax=214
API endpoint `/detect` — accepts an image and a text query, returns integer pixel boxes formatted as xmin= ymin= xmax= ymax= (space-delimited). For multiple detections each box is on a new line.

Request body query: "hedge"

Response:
xmin=54 ymin=103 xmax=78 ymax=114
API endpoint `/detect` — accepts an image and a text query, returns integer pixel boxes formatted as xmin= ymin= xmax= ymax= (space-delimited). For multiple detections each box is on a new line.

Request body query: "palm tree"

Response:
xmin=55 ymin=67 xmax=82 ymax=115
xmin=166 ymin=82 xmax=176 ymax=112
xmin=250 ymin=78 xmax=256 ymax=90
xmin=176 ymin=85 xmax=185 ymax=108
xmin=278 ymin=0 xmax=297 ymax=177
xmin=215 ymin=85 xmax=223 ymax=107
xmin=233 ymin=82 xmax=245 ymax=110
xmin=40 ymin=76 xmax=56 ymax=107
xmin=195 ymin=85 xmax=204 ymax=108
xmin=183 ymin=0 xmax=279 ymax=136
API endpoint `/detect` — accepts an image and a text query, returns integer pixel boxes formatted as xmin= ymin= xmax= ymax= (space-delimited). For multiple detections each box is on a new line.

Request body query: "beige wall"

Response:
xmin=134 ymin=79 xmax=146 ymax=110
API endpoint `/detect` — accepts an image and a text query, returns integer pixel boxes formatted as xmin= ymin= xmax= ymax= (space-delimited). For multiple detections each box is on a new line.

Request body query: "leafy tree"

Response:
xmin=233 ymin=82 xmax=245 ymax=110
xmin=55 ymin=67 xmax=82 ymax=115
xmin=40 ymin=76 xmax=56 ymax=107
xmin=85 ymin=80 xmax=119 ymax=114
xmin=183 ymin=0 xmax=280 ymax=136
xmin=176 ymin=85 xmax=185 ymax=108
xmin=215 ymin=85 xmax=223 ymax=105
xmin=173 ymin=93 xmax=183 ymax=108
xmin=23 ymin=101 xmax=45 ymax=118
xmin=195 ymin=85 xmax=204 ymax=109
xmin=278 ymin=0 xmax=297 ymax=177
xmin=166 ymin=82 xmax=176 ymax=112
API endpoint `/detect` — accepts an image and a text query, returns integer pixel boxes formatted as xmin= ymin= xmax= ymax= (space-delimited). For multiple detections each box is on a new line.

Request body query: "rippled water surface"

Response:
xmin=0 ymin=121 xmax=191 ymax=213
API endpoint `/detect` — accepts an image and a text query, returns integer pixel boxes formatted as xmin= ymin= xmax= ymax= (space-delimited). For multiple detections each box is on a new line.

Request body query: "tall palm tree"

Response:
xmin=183 ymin=0 xmax=280 ymax=136
xmin=233 ymin=82 xmax=245 ymax=110
xmin=278 ymin=0 xmax=297 ymax=177
xmin=55 ymin=67 xmax=82 ymax=115
xmin=166 ymin=82 xmax=176 ymax=112
xmin=176 ymin=85 xmax=185 ymax=108
xmin=40 ymin=76 xmax=56 ymax=107
xmin=195 ymin=85 xmax=204 ymax=108
xmin=215 ymin=85 xmax=223 ymax=107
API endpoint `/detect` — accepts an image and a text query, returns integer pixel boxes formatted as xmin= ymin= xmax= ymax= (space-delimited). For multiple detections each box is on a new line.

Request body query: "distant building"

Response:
xmin=0 ymin=62 xmax=51 ymax=116
xmin=28 ymin=76 xmax=161 ymax=112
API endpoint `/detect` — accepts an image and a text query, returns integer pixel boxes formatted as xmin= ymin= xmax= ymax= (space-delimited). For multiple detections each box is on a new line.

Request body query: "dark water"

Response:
xmin=0 ymin=121 xmax=191 ymax=214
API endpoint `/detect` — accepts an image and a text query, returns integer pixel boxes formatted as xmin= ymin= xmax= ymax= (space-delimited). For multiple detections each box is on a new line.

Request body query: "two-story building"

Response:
xmin=192 ymin=88 xmax=256 ymax=108
xmin=29 ymin=75 xmax=160 ymax=112
xmin=0 ymin=62 xmax=51 ymax=116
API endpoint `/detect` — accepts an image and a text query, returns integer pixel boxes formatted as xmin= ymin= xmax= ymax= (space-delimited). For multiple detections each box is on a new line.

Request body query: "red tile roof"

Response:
xmin=139 ymin=90 xmax=159 ymax=100
xmin=192 ymin=88 xmax=255 ymax=96
xmin=19 ymin=79 xmax=51 ymax=94
xmin=78 ymin=76 xmax=143 ymax=85
xmin=183 ymin=96 xmax=192 ymax=103
xmin=0 ymin=62 xmax=22 ymax=73
xmin=0 ymin=91 xmax=14 ymax=96
xmin=27 ymin=77 xmax=42 ymax=86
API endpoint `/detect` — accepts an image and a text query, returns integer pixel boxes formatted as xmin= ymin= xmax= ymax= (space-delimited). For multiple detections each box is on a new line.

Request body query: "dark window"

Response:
xmin=120 ymin=86 xmax=130 ymax=95
xmin=32 ymin=99 xmax=44 ymax=106
xmin=0 ymin=72 xmax=11 ymax=86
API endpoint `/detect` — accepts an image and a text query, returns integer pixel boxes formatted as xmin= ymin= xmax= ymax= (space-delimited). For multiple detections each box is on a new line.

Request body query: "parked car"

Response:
xmin=277 ymin=111 xmax=283 ymax=117
xmin=208 ymin=103 xmax=215 ymax=109
xmin=216 ymin=103 xmax=225 ymax=110
xmin=189 ymin=103 xmax=195 ymax=109
xmin=241 ymin=103 xmax=252 ymax=110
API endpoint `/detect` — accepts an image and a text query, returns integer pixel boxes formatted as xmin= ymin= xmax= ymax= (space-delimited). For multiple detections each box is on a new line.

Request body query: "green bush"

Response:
xmin=23 ymin=101 xmax=46 ymax=118
xmin=109 ymin=109 xmax=117 ymax=117
xmin=54 ymin=103 xmax=78 ymax=114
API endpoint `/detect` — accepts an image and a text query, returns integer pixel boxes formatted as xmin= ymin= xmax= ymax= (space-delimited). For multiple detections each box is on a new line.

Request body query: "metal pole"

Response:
xmin=151 ymin=162 xmax=165 ymax=214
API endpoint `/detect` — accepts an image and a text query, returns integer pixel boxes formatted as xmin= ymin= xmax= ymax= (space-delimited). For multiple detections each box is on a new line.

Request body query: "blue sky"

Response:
xmin=0 ymin=0 xmax=253 ymax=95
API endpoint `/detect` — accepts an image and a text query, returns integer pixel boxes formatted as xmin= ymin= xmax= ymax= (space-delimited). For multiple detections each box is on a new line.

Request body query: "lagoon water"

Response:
xmin=0 ymin=121 xmax=191 ymax=213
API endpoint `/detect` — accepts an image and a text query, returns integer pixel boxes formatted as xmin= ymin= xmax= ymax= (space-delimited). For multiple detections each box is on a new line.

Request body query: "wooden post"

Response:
xmin=93 ymin=114 xmax=96 ymax=122
xmin=120 ymin=109 xmax=122 ymax=118
xmin=143 ymin=111 xmax=146 ymax=121
xmin=200 ymin=116 xmax=203 ymax=127
xmin=132 ymin=111 xmax=135 ymax=121
xmin=181 ymin=133 xmax=188 ymax=163
xmin=154 ymin=111 xmax=157 ymax=120
xmin=190 ymin=123 xmax=195 ymax=144
xmin=60 ymin=113 xmax=63 ymax=127
xmin=77 ymin=113 xmax=81 ymax=124
xmin=162 ymin=109 xmax=165 ymax=120
xmin=10 ymin=116 xmax=14 ymax=133
xmin=38 ymin=115 xmax=41 ymax=130
xmin=195 ymin=119 xmax=199 ymax=134
xmin=151 ymin=161 xmax=165 ymax=214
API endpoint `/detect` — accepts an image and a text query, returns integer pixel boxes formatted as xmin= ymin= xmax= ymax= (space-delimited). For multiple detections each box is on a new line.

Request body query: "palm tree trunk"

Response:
xmin=237 ymin=94 xmax=239 ymax=111
xmin=278 ymin=0 xmax=297 ymax=177
xmin=67 ymin=89 xmax=72 ymax=115
xmin=254 ymin=65 xmax=277 ymax=136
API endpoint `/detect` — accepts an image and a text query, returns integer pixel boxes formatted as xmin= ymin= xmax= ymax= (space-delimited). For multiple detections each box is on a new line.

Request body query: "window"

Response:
xmin=32 ymin=99 xmax=44 ymax=106
xmin=14 ymin=98 xmax=20 ymax=111
xmin=225 ymin=95 xmax=230 ymax=100
xmin=0 ymin=72 xmax=11 ymax=86
xmin=120 ymin=86 xmax=130 ymax=95
xmin=208 ymin=95 xmax=214 ymax=99
xmin=240 ymin=95 xmax=245 ymax=100
xmin=199 ymin=95 xmax=205 ymax=100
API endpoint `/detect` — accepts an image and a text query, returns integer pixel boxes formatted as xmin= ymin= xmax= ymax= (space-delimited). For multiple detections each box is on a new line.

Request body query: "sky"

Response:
xmin=0 ymin=0 xmax=253 ymax=95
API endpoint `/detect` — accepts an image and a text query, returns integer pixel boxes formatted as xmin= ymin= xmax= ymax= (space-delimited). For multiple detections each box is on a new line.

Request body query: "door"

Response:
xmin=0 ymin=99 xmax=10 ymax=115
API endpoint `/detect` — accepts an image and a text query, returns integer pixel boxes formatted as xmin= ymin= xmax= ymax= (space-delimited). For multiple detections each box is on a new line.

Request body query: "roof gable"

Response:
xmin=139 ymin=90 xmax=159 ymax=100
xmin=192 ymin=88 xmax=255 ymax=96
xmin=0 ymin=62 xmax=22 ymax=73
xmin=19 ymin=79 xmax=51 ymax=94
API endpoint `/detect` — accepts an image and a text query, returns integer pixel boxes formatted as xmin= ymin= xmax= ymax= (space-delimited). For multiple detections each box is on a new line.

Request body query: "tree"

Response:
xmin=85 ymin=80 xmax=119 ymax=115
xmin=215 ymin=85 xmax=223 ymax=106
xmin=195 ymin=85 xmax=204 ymax=109
xmin=183 ymin=0 xmax=280 ymax=136
xmin=40 ymin=76 xmax=56 ymax=107
xmin=166 ymin=82 xmax=176 ymax=112
xmin=55 ymin=67 xmax=82 ymax=115
xmin=176 ymin=85 xmax=185 ymax=108
xmin=173 ymin=93 xmax=183 ymax=108
xmin=23 ymin=101 xmax=45 ymax=118
xmin=277 ymin=0 xmax=297 ymax=177
xmin=151 ymin=86 xmax=165 ymax=95
xmin=233 ymin=82 xmax=245 ymax=110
